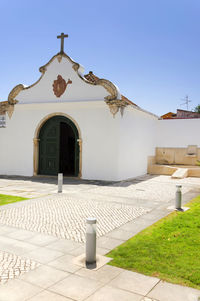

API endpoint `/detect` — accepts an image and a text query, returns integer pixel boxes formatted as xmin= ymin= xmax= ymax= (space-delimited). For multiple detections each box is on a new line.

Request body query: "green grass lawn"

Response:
xmin=107 ymin=196 xmax=200 ymax=289
xmin=0 ymin=194 xmax=28 ymax=206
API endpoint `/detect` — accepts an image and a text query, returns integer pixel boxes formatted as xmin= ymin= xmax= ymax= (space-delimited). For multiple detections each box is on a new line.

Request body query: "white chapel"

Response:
xmin=0 ymin=33 xmax=170 ymax=181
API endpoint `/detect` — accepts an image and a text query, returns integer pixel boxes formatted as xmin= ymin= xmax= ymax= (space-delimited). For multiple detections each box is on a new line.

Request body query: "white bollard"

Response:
xmin=86 ymin=217 xmax=96 ymax=265
xmin=175 ymin=184 xmax=182 ymax=210
xmin=58 ymin=173 xmax=63 ymax=193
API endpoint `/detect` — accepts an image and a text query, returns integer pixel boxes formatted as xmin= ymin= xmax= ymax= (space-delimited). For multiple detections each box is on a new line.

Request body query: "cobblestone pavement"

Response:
xmin=87 ymin=175 xmax=197 ymax=202
xmin=0 ymin=195 xmax=148 ymax=242
xmin=0 ymin=251 xmax=39 ymax=284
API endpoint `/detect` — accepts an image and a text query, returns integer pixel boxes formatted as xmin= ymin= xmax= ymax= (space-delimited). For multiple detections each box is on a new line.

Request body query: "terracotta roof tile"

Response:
xmin=84 ymin=72 xmax=99 ymax=83
xmin=161 ymin=112 xmax=176 ymax=119
xmin=161 ymin=109 xmax=200 ymax=119
xmin=121 ymin=95 xmax=137 ymax=106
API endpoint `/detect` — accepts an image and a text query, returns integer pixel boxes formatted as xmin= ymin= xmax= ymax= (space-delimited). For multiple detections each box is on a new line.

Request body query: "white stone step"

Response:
xmin=171 ymin=168 xmax=188 ymax=179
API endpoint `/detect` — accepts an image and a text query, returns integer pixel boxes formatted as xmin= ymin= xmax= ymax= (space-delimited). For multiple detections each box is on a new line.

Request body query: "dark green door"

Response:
xmin=39 ymin=116 xmax=79 ymax=176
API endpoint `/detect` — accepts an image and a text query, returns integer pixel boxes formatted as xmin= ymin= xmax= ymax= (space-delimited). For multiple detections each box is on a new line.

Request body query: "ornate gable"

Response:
xmin=7 ymin=33 xmax=133 ymax=117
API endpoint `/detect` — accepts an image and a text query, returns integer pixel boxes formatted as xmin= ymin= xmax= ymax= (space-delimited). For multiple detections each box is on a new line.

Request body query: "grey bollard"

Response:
xmin=58 ymin=173 xmax=63 ymax=193
xmin=86 ymin=217 xmax=96 ymax=264
xmin=175 ymin=184 xmax=182 ymax=210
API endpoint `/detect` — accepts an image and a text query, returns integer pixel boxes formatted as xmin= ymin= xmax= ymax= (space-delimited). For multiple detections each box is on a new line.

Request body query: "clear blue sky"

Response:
xmin=0 ymin=0 xmax=199 ymax=116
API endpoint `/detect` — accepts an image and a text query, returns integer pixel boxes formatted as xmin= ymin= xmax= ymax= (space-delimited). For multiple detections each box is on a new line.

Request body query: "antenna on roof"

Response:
xmin=180 ymin=95 xmax=191 ymax=111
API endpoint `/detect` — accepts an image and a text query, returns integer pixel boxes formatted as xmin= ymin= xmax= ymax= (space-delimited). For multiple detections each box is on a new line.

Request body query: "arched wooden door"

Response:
xmin=39 ymin=116 xmax=79 ymax=176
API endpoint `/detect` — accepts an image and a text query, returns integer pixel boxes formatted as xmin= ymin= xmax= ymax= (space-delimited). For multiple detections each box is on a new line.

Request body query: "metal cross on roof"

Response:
xmin=57 ymin=33 xmax=68 ymax=53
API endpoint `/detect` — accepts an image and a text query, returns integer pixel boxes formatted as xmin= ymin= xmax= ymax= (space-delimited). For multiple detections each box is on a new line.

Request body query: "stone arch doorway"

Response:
xmin=34 ymin=114 xmax=81 ymax=177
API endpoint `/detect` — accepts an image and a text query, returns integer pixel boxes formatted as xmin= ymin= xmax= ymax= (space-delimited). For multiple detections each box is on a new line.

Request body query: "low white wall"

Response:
xmin=156 ymin=119 xmax=200 ymax=148
xmin=118 ymin=107 xmax=157 ymax=180
xmin=0 ymin=101 xmax=119 ymax=181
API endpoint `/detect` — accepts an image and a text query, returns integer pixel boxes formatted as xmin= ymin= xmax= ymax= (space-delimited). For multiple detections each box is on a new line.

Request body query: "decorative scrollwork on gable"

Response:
xmin=8 ymin=84 xmax=23 ymax=105
xmin=95 ymin=79 xmax=118 ymax=101
xmin=0 ymin=101 xmax=15 ymax=119
xmin=84 ymin=71 xmax=130 ymax=117
xmin=6 ymin=51 xmax=130 ymax=119
xmin=96 ymin=79 xmax=129 ymax=117
xmin=1 ymin=84 xmax=23 ymax=119
xmin=105 ymin=99 xmax=128 ymax=118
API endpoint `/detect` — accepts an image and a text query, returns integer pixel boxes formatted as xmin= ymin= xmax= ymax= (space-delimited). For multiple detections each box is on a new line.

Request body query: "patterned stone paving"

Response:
xmin=0 ymin=195 xmax=149 ymax=243
xmin=0 ymin=176 xmax=198 ymax=298
xmin=89 ymin=177 xmax=192 ymax=202
xmin=0 ymin=251 xmax=39 ymax=284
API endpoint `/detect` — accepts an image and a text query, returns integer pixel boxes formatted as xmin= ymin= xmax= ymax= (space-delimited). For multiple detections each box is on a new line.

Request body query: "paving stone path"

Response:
xmin=0 ymin=175 xmax=199 ymax=300
xmin=0 ymin=195 xmax=148 ymax=243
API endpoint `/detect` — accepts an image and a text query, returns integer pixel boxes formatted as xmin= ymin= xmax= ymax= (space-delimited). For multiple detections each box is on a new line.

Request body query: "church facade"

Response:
xmin=0 ymin=34 xmax=159 ymax=181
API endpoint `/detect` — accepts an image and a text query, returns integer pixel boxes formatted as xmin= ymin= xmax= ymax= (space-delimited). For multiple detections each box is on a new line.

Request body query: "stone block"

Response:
xmin=85 ymin=285 xmax=142 ymax=301
xmin=109 ymin=270 xmax=160 ymax=296
xmin=148 ymin=281 xmax=200 ymax=301
xmin=156 ymin=148 xmax=175 ymax=165
xmin=49 ymin=274 xmax=103 ymax=301
xmin=171 ymin=168 xmax=188 ymax=179
xmin=20 ymin=265 xmax=68 ymax=289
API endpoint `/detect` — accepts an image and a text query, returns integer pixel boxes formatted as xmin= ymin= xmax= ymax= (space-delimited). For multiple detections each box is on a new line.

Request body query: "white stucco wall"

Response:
xmin=117 ymin=106 xmax=157 ymax=180
xmin=0 ymin=100 xmax=159 ymax=181
xmin=2 ymin=106 xmax=200 ymax=181
xmin=0 ymin=101 xmax=120 ymax=181
xmin=156 ymin=119 xmax=200 ymax=147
